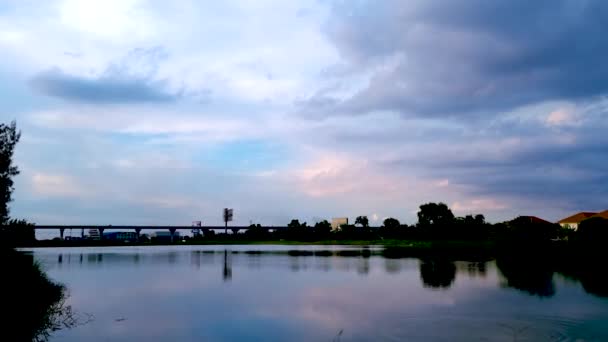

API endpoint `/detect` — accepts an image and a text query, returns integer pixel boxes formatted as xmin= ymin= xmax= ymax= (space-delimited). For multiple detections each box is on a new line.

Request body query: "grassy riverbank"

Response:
xmin=1 ymin=247 xmax=69 ymax=341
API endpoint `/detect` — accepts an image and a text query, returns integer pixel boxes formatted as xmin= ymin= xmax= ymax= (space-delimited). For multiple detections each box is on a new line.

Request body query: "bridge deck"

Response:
xmin=33 ymin=225 xmax=288 ymax=230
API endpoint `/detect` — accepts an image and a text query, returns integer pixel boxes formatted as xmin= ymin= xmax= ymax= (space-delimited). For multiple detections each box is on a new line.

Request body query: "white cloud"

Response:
xmin=291 ymin=154 xmax=410 ymax=198
xmin=30 ymin=172 xmax=89 ymax=198
xmin=546 ymin=105 xmax=579 ymax=127
xmin=2 ymin=0 xmax=608 ymax=226
xmin=58 ymin=0 xmax=156 ymax=40
xmin=435 ymin=179 xmax=449 ymax=188
xmin=452 ymin=199 xmax=507 ymax=214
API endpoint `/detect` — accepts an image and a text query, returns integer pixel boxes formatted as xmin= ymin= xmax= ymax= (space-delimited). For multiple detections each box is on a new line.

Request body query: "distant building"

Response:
xmin=88 ymin=229 xmax=101 ymax=240
xmin=152 ymin=231 xmax=181 ymax=242
xmin=104 ymin=231 xmax=137 ymax=242
xmin=558 ymin=212 xmax=597 ymax=230
xmin=331 ymin=217 xmax=349 ymax=231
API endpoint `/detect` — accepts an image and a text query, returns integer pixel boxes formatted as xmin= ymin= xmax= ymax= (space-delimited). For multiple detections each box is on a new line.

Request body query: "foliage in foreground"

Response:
xmin=0 ymin=121 xmax=20 ymax=224
xmin=1 ymin=248 xmax=89 ymax=341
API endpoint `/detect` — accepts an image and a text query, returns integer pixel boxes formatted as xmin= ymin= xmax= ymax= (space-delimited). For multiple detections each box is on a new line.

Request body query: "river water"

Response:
xmin=22 ymin=245 xmax=608 ymax=341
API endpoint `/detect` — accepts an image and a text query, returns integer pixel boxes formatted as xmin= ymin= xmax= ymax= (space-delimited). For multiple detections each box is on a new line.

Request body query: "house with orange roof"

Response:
xmin=558 ymin=211 xmax=600 ymax=230
xmin=590 ymin=210 xmax=608 ymax=220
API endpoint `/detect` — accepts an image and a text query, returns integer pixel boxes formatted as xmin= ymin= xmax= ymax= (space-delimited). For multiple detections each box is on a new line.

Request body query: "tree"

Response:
xmin=417 ymin=202 xmax=455 ymax=228
xmin=245 ymin=223 xmax=268 ymax=239
xmin=380 ymin=217 xmax=402 ymax=238
xmin=454 ymin=213 xmax=489 ymax=239
xmin=0 ymin=219 xmax=35 ymax=247
xmin=314 ymin=220 xmax=331 ymax=236
xmin=286 ymin=219 xmax=309 ymax=239
xmin=355 ymin=216 xmax=369 ymax=228
xmin=576 ymin=217 xmax=608 ymax=244
xmin=0 ymin=121 xmax=20 ymax=224
xmin=383 ymin=217 xmax=400 ymax=230
xmin=288 ymin=219 xmax=305 ymax=229
xmin=474 ymin=214 xmax=485 ymax=226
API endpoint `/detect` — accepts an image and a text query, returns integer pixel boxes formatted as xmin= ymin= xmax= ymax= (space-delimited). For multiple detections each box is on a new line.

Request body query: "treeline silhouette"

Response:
xmin=0 ymin=121 xmax=87 ymax=340
xmin=10 ymin=201 xmax=608 ymax=257
xmin=184 ymin=201 xmax=599 ymax=246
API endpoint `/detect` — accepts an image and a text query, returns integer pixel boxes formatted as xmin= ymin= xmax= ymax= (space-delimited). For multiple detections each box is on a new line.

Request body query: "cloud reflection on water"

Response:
xmin=24 ymin=246 xmax=608 ymax=341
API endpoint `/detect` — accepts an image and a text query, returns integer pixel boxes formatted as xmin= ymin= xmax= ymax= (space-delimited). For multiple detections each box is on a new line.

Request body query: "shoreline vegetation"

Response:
xmin=15 ymin=202 xmax=608 ymax=259
xmin=0 ymin=121 xmax=88 ymax=341
xmin=9 ymin=201 xmax=608 ymax=263
xmin=14 ymin=203 xmax=608 ymax=301
xmin=1 ymin=247 xmax=86 ymax=341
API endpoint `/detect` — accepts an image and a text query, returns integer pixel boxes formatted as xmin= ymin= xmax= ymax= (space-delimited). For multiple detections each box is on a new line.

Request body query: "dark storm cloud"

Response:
xmin=30 ymin=68 xmax=179 ymax=104
xmin=301 ymin=0 xmax=608 ymax=118
xmin=407 ymin=120 xmax=608 ymax=211
xmin=30 ymin=47 xmax=181 ymax=104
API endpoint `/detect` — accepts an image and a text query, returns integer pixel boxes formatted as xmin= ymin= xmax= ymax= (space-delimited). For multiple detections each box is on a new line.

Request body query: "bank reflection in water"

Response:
xmin=26 ymin=246 xmax=608 ymax=342
xmin=419 ymin=259 xmax=457 ymax=289
xmin=46 ymin=248 xmax=608 ymax=298
xmin=496 ymin=256 xmax=608 ymax=299
xmin=496 ymin=257 xmax=556 ymax=297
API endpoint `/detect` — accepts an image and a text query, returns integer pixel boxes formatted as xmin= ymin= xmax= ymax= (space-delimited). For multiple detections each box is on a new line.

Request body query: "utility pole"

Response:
xmin=223 ymin=208 xmax=233 ymax=234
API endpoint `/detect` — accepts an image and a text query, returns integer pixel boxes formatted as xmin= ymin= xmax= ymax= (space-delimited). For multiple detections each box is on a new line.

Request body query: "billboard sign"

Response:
xmin=223 ymin=208 xmax=233 ymax=222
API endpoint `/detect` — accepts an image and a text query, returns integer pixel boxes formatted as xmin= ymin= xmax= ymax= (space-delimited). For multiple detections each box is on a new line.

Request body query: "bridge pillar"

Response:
xmin=135 ymin=228 xmax=142 ymax=242
xmin=169 ymin=228 xmax=177 ymax=243
xmin=98 ymin=228 xmax=105 ymax=240
xmin=231 ymin=228 xmax=240 ymax=235
xmin=59 ymin=228 xmax=65 ymax=240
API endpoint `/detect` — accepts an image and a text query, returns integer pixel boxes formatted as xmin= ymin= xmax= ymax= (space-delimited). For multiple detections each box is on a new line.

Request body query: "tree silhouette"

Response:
xmin=314 ymin=220 xmax=331 ymax=236
xmin=288 ymin=219 xmax=303 ymax=228
xmin=383 ymin=217 xmax=400 ymax=229
xmin=577 ymin=217 xmax=608 ymax=244
xmin=380 ymin=217 xmax=402 ymax=238
xmin=417 ymin=202 xmax=454 ymax=227
xmin=0 ymin=121 xmax=20 ymax=224
xmin=417 ymin=202 xmax=455 ymax=238
xmin=355 ymin=216 xmax=369 ymax=228
xmin=474 ymin=214 xmax=485 ymax=225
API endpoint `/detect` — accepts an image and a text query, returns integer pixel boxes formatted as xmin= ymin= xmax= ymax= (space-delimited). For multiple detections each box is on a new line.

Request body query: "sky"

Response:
xmin=1 ymin=0 xmax=608 ymax=227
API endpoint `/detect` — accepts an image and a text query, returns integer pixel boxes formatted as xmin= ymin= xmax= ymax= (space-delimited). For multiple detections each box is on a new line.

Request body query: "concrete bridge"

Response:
xmin=34 ymin=225 xmax=288 ymax=241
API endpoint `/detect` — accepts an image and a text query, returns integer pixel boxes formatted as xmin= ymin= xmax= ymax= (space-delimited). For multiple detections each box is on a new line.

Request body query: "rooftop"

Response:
xmin=519 ymin=216 xmax=552 ymax=225
xmin=590 ymin=210 xmax=608 ymax=220
xmin=558 ymin=212 xmax=597 ymax=224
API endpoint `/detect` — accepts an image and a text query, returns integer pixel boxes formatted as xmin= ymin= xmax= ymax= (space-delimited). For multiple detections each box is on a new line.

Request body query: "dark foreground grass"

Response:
xmin=1 ymin=247 xmax=87 ymax=341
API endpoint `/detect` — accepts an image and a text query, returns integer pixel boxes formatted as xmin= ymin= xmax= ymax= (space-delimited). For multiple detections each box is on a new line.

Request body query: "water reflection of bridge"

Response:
xmin=34 ymin=225 xmax=289 ymax=241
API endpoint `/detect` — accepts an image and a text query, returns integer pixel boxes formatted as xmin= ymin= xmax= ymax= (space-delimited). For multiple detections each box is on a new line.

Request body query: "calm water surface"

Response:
xmin=22 ymin=245 xmax=608 ymax=341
